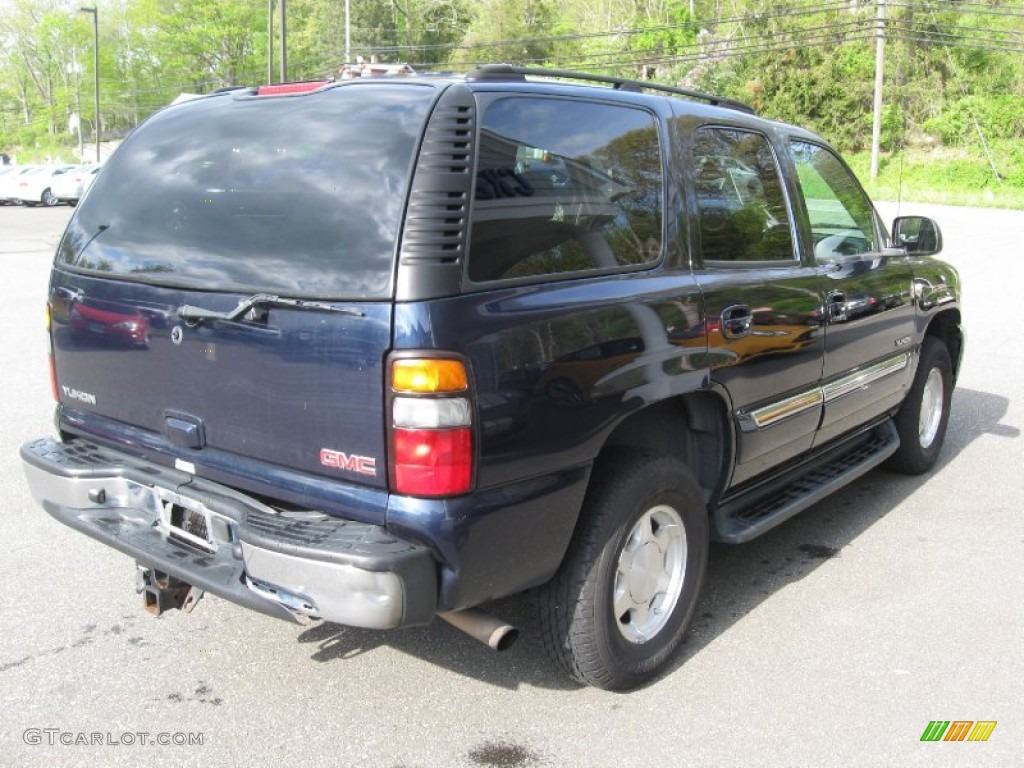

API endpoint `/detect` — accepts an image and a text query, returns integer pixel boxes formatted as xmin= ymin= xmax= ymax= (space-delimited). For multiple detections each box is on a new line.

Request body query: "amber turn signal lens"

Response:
xmin=392 ymin=359 xmax=468 ymax=393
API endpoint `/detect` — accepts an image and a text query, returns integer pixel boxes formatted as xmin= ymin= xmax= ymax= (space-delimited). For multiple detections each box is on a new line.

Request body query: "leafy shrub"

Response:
xmin=924 ymin=96 xmax=1024 ymax=145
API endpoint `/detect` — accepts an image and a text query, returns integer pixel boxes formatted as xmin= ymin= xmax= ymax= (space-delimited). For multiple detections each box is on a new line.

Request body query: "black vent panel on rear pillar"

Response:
xmin=396 ymin=84 xmax=476 ymax=301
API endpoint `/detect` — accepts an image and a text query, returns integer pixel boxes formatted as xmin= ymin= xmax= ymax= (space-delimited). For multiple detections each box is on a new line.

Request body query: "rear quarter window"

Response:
xmin=467 ymin=97 xmax=664 ymax=284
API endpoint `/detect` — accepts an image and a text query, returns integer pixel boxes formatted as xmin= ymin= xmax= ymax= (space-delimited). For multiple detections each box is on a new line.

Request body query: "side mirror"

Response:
xmin=892 ymin=216 xmax=943 ymax=256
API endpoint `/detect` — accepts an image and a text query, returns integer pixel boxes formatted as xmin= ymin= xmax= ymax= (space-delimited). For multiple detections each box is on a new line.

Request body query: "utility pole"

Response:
xmin=870 ymin=0 xmax=885 ymax=180
xmin=79 ymin=7 xmax=100 ymax=164
xmin=345 ymin=0 xmax=351 ymax=64
xmin=267 ymin=0 xmax=274 ymax=83
xmin=72 ymin=50 xmax=83 ymax=159
xmin=279 ymin=0 xmax=287 ymax=83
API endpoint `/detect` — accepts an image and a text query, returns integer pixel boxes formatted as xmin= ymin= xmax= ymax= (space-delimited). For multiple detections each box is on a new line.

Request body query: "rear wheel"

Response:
xmin=539 ymin=452 xmax=709 ymax=690
xmin=886 ymin=337 xmax=952 ymax=474
xmin=41 ymin=188 xmax=58 ymax=207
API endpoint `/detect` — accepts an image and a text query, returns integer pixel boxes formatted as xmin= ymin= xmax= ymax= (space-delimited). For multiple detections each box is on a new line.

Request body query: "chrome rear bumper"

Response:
xmin=20 ymin=437 xmax=437 ymax=629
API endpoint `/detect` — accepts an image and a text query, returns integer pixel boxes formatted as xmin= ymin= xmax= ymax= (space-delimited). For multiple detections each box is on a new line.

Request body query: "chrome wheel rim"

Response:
xmin=919 ymin=367 xmax=944 ymax=448
xmin=613 ymin=504 xmax=687 ymax=644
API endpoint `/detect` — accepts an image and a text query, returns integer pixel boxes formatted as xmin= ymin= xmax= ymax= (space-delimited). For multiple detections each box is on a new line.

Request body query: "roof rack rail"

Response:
xmin=466 ymin=64 xmax=755 ymax=115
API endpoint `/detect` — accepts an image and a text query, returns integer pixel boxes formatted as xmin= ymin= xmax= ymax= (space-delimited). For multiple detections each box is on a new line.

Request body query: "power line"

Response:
xmin=6 ymin=0 xmax=1024 ymax=139
xmin=887 ymin=33 xmax=1024 ymax=55
xmin=352 ymin=0 xmax=856 ymax=40
xmin=437 ymin=15 xmax=875 ymax=67
xmin=481 ymin=19 xmax=1024 ymax=72
xmin=361 ymin=0 xmax=862 ymax=56
xmin=403 ymin=11 xmax=1023 ymax=65
xmin=422 ymin=0 xmax=1022 ymax=56
xmin=887 ymin=1 xmax=1024 ymax=20
xmin=888 ymin=19 xmax=1024 ymax=43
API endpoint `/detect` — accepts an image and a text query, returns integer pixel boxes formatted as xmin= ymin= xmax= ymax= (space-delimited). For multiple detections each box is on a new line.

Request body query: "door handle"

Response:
xmin=721 ymin=304 xmax=753 ymax=339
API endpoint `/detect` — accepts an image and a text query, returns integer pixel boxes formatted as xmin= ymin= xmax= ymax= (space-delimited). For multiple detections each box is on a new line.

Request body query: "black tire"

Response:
xmin=885 ymin=337 xmax=952 ymax=475
xmin=539 ymin=451 xmax=709 ymax=690
xmin=41 ymin=188 xmax=58 ymax=207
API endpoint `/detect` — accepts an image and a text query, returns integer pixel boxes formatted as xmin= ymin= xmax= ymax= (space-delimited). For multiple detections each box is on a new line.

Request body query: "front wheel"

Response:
xmin=539 ymin=452 xmax=709 ymax=690
xmin=41 ymin=188 xmax=58 ymax=207
xmin=886 ymin=337 xmax=952 ymax=474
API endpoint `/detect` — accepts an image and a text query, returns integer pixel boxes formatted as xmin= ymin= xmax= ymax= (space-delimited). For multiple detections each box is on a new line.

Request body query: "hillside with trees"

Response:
xmin=2 ymin=0 xmax=1022 ymax=205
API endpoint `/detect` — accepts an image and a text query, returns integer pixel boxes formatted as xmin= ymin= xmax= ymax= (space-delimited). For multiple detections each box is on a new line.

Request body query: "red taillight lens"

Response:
xmin=389 ymin=356 xmax=474 ymax=497
xmin=392 ymin=428 xmax=472 ymax=497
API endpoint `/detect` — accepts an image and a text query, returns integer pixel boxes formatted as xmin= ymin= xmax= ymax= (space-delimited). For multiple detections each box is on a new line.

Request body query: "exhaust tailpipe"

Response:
xmin=439 ymin=608 xmax=519 ymax=651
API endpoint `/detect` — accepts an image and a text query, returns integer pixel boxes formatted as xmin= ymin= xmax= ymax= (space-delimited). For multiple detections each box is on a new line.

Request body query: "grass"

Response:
xmin=846 ymin=146 xmax=1024 ymax=210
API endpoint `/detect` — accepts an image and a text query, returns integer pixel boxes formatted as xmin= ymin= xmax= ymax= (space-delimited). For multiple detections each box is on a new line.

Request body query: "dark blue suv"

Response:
xmin=21 ymin=65 xmax=963 ymax=689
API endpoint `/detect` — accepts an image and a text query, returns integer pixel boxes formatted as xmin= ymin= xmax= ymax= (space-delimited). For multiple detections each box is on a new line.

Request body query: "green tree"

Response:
xmin=0 ymin=1 xmax=92 ymax=157
xmin=450 ymin=0 xmax=558 ymax=66
xmin=146 ymin=0 xmax=263 ymax=92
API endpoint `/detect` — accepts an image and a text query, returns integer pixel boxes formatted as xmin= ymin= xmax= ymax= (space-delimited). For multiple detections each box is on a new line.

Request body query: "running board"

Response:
xmin=713 ymin=420 xmax=900 ymax=544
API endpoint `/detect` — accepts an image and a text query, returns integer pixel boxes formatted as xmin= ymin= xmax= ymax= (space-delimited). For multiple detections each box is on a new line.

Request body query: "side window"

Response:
xmin=467 ymin=98 xmax=663 ymax=283
xmin=789 ymin=141 xmax=878 ymax=261
xmin=692 ymin=127 xmax=795 ymax=264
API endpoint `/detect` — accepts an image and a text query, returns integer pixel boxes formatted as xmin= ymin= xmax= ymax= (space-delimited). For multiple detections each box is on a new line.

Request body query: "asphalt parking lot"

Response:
xmin=1 ymin=202 xmax=1021 ymax=767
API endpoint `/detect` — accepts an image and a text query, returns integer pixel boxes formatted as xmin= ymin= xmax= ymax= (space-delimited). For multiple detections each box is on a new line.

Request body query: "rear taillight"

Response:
xmin=389 ymin=356 xmax=473 ymax=497
xmin=46 ymin=304 xmax=57 ymax=401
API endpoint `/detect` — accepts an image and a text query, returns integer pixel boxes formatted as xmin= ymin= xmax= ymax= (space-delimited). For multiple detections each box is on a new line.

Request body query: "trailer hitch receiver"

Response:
xmin=136 ymin=565 xmax=205 ymax=616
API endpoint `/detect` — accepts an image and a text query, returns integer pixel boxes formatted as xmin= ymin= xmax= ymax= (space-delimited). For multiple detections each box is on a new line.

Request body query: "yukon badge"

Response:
xmin=320 ymin=448 xmax=377 ymax=477
xmin=61 ymin=385 xmax=97 ymax=405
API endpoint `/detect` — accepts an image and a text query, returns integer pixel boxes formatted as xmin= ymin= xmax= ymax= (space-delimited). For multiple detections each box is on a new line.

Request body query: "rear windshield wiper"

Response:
xmin=178 ymin=293 xmax=365 ymax=326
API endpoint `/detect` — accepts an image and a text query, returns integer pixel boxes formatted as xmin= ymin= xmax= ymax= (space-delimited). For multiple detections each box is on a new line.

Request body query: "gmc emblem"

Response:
xmin=320 ymin=448 xmax=377 ymax=476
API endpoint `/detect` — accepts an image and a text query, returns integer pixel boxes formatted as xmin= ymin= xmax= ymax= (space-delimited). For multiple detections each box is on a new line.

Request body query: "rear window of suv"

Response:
xmin=58 ymin=84 xmax=435 ymax=300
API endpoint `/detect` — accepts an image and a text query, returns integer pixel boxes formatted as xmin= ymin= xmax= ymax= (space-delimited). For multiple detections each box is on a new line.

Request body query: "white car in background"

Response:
xmin=52 ymin=164 xmax=103 ymax=205
xmin=0 ymin=166 xmax=37 ymax=204
xmin=15 ymin=165 xmax=75 ymax=207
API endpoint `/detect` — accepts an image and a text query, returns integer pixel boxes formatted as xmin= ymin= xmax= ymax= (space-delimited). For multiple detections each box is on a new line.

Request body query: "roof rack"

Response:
xmin=466 ymin=64 xmax=755 ymax=115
